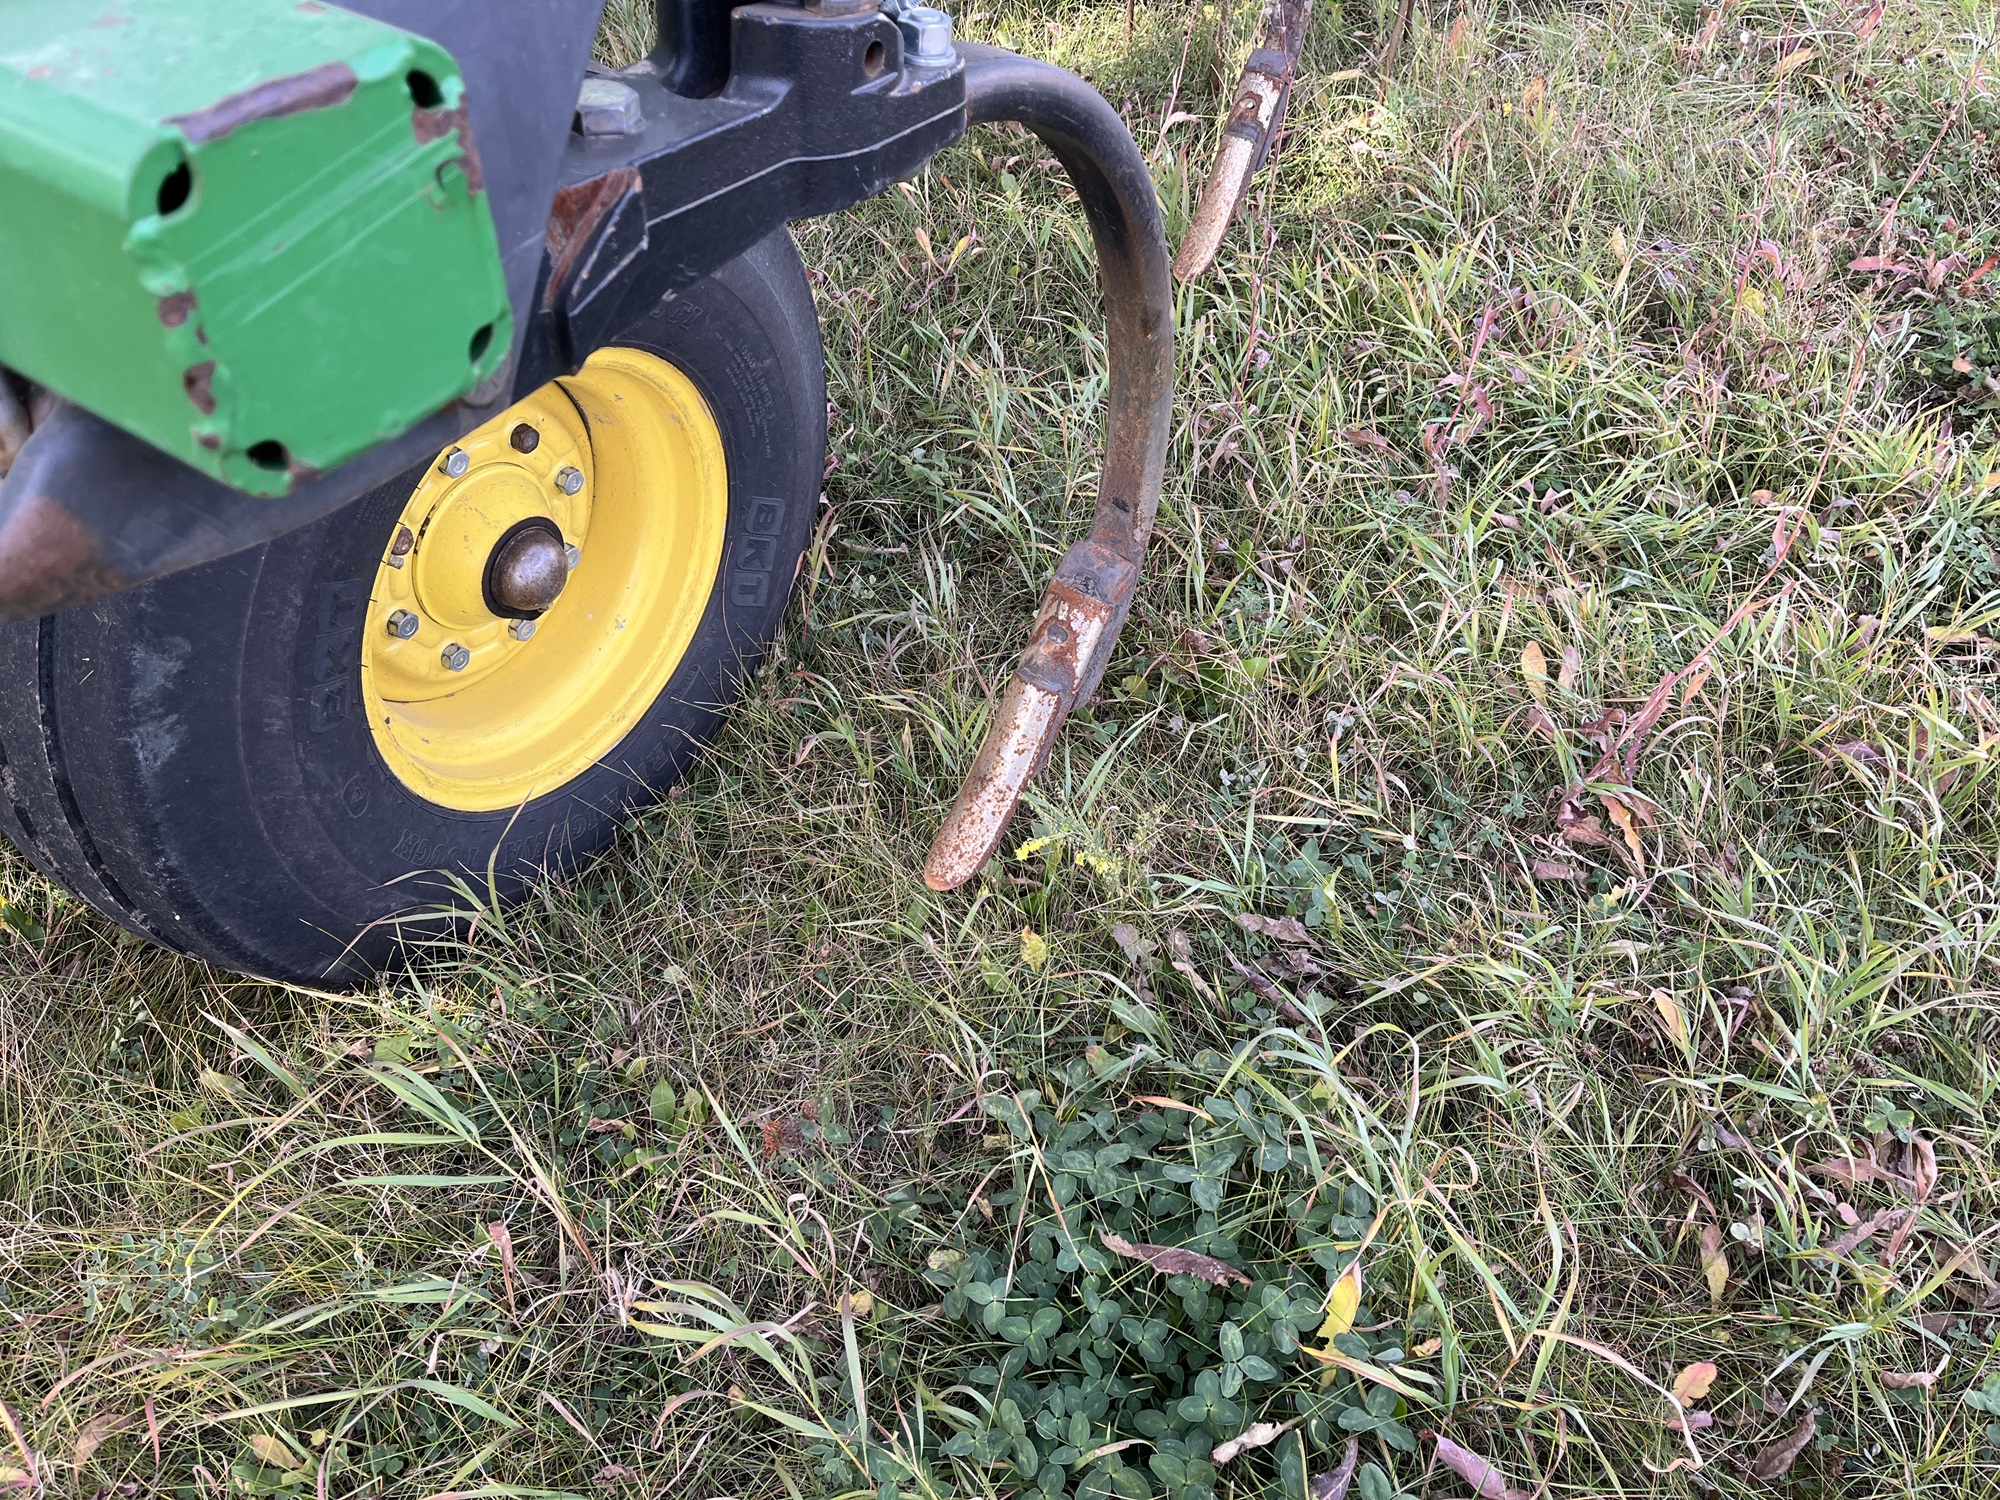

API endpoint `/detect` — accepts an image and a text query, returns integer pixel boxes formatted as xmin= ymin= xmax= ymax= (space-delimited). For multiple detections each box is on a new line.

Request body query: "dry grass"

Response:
xmin=4 ymin=1 xmax=1999 ymax=1496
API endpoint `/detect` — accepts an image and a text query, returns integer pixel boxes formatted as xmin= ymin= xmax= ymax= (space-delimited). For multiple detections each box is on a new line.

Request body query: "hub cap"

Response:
xmin=361 ymin=347 xmax=728 ymax=811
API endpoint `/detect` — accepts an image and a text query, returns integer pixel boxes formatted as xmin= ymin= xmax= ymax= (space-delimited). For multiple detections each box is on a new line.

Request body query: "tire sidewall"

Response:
xmin=73 ymin=231 xmax=823 ymax=981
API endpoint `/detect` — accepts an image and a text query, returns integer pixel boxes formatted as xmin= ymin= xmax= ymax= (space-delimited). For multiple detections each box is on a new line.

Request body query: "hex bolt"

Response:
xmin=439 ymin=447 xmax=471 ymax=478
xmin=555 ymin=465 xmax=584 ymax=495
xmin=441 ymin=642 xmax=471 ymax=672
xmin=385 ymin=609 xmax=420 ymax=639
xmin=508 ymin=619 xmax=537 ymax=641
xmin=898 ymin=6 xmax=955 ymax=67
xmin=509 ymin=423 xmax=540 ymax=454
xmin=564 ymin=543 xmax=582 ymax=571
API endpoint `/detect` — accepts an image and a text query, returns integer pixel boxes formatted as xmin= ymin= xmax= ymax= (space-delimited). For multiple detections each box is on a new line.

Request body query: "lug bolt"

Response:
xmin=508 ymin=619 xmax=537 ymax=641
xmin=440 ymin=447 xmax=471 ymax=478
xmin=564 ymin=543 xmax=582 ymax=570
xmin=509 ymin=423 xmax=540 ymax=453
xmin=441 ymin=642 xmax=471 ymax=672
xmin=555 ymin=465 xmax=584 ymax=495
xmin=385 ymin=609 xmax=420 ymax=639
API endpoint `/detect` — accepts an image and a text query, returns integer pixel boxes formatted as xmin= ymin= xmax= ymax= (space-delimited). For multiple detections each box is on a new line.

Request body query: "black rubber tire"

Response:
xmin=0 ymin=229 xmax=824 ymax=985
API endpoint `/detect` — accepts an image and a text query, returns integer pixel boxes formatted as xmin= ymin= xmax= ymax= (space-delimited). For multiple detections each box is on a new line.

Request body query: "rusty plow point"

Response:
xmin=924 ymin=542 xmax=1136 ymax=889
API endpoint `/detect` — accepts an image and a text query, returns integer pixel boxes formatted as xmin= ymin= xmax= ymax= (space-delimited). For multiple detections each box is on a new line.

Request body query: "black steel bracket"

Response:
xmin=519 ymin=4 xmax=966 ymax=390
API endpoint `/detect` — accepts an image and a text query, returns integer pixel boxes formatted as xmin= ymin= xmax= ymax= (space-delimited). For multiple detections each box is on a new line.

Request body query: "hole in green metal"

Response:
xmin=407 ymin=70 xmax=444 ymax=109
xmin=246 ymin=440 xmax=289 ymax=472
xmin=468 ymin=322 xmax=495 ymax=366
xmin=157 ymin=160 xmax=194 ymax=217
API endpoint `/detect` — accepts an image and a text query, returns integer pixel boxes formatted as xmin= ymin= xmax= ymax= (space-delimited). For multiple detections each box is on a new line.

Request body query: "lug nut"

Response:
xmin=509 ymin=619 xmax=537 ymax=641
xmin=564 ymin=543 xmax=582 ymax=570
xmin=441 ymin=642 xmax=471 ymax=672
xmin=555 ymin=465 xmax=584 ymax=495
xmin=440 ymin=447 xmax=470 ymax=478
xmin=385 ymin=609 xmax=420 ymax=639
xmin=509 ymin=423 xmax=540 ymax=453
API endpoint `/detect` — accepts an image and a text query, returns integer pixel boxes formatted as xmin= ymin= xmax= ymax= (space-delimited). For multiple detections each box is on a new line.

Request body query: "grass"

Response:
xmin=5 ymin=0 xmax=2000 ymax=1495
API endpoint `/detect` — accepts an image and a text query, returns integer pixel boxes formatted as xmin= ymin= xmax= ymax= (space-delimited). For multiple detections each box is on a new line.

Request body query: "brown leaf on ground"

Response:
xmin=1807 ymin=1146 xmax=1910 ymax=1191
xmin=1880 ymin=1361 xmax=1946 ymax=1390
xmin=1603 ymin=797 xmax=1645 ymax=869
xmin=1310 ymin=1438 xmax=1362 ymax=1500
xmin=1667 ymin=1409 xmax=1714 ymax=1432
xmin=1559 ymin=814 xmax=1614 ymax=848
xmin=1167 ymin=930 xmax=1219 ymax=1007
xmin=1423 ymin=1432 xmax=1526 ymax=1499
xmin=1238 ymin=912 xmax=1310 ymax=944
xmin=1530 ymin=858 xmax=1580 ymax=881
xmin=1749 ymin=1411 xmax=1815 ymax=1479
xmin=71 ymin=1413 xmax=132 ymax=1468
xmin=1558 ymin=644 xmax=1581 ymax=693
xmin=1521 ymin=641 xmax=1550 ymax=703
xmin=1663 ymin=1166 xmax=1717 ymax=1217
xmin=1680 ymin=665 xmax=1711 ymax=705
xmin=1099 ymin=1230 xmax=1251 ymax=1286
xmin=1699 ymin=1223 xmax=1729 ymax=1302
xmin=1827 ymin=1208 xmax=1905 ymax=1257
xmin=1525 ymin=706 xmax=1559 ymax=741
xmin=1909 ymin=1135 xmax=1938 ymax=1204
xmin=1340 ymin=428 xmax=1392 ymax=453
xmin=1671 ymin=1361 xmax=1719 ymax=1404
xmin=487 ymin=1221 xmax=518 ymax=1314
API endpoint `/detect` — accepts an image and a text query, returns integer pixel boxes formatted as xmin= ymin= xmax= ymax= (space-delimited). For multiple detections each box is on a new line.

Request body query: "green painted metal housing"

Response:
xmin=0 ymin=0 xmax=511 ymax=495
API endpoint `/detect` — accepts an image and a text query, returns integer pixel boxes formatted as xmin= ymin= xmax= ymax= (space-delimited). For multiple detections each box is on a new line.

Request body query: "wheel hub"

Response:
xmin=485 ymin=519 xmax=570 ymax=617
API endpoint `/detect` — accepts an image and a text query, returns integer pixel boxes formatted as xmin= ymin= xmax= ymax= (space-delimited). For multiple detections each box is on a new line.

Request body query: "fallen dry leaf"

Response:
xmin=1671 ymin=1361 xmax=1719 ymax=1404
xmin=838 ymin=1287 xmax=875 ymax=1320
xmin=71 ymin=1413 xmax=132 ymax=1468
xmin=1699 ymin=1223 xmax=1729 ymax=1303
xmin=1521 ymin=641 xmax=1550 ymax=703
xmin=1530 ymin=858 xmax=1581 ymax=881
xmin=1238 ymin=912 xmax=1310 ymax=944
xmin=1557 ymin=643 xmax=1581 ymax=693
xmin=1880 ymin=1358 xmax=1946 ymax=1390
xmin=1424 ymin=1432 xmax=1525 ymax=1499
xmin=1664 ymin=1165 xmax=1717 ymax=1216
xmin=1310 ymin=1437 xmax=1362 ymax=1500
xmin=1680 ymin=665 xmax=1712 ymax=706
xmin=1210 ymin=1418 xmax=1300 ymax=1465
xmin=1603 ymin=796 xmax=1645 ymax=869
xmin=1772 ymin=45 xmax=1819 ymax=78
xmin=1749 ymin=1410 xmax=1815 ymax=1479
xmin=1559 ymin=814 xmax=1614 ymax=848
xmin=1909 ymin=1135 xmax=1938 ymax=1204
xmin=1099 ymin=1230 xmax=1250 ymax=1286
xmin=1667 ymin=1409 xmax=1714 ymax=1432
xmin=247 ymin=1434 xmax=302 ymax=1470
xmin=487 ymin=1220 xmax=518 ymax=1313
xmin=1653 ymin=990 xmax=1691 ymax=1052
xmin=1340 ymin=428 xmax=1392 ymax=453
xmin=1316 ymin=1258 xmax=1364 ymax=1343
xmin=1167 ymin=930 xmax=1219 ymax=1006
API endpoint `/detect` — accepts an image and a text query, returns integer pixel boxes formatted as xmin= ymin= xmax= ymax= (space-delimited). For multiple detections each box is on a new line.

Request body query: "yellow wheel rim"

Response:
xmin=362 ymin=347 xmax=727 ymax=811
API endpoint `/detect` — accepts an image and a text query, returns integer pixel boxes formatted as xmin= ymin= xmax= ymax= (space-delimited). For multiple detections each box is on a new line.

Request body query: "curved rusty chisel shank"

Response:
xmin=1172 ymin=0 xmax=1313 ymax=282
xmin=923 ymin=45 xmax=1175 ymax=891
